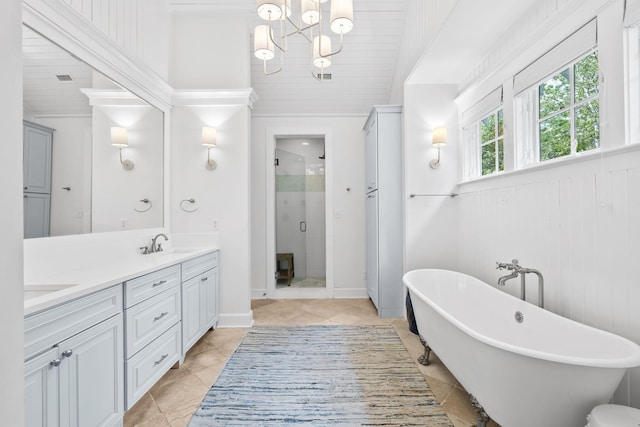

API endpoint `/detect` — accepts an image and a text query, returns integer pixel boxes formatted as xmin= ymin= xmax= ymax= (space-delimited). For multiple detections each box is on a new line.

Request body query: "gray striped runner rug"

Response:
xmin=188 ymin=325 xmax=453 ymax=426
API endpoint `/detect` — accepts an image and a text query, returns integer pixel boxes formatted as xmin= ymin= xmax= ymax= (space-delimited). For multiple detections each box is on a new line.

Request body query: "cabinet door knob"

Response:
xmin=61 ymin=349 xmax=73 ymax=358
xmin=49 ymin=358 xmax=62 ymax=367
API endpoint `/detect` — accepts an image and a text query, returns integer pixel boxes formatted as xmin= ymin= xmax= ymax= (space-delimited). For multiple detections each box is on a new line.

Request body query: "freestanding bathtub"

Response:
xmin=403 ymin=269 xmax=640 ymax=427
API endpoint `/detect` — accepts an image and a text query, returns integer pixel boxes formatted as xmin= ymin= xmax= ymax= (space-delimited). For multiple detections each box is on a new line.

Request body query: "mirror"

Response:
xmin=22 ymin=25 xmax=164 ymax=238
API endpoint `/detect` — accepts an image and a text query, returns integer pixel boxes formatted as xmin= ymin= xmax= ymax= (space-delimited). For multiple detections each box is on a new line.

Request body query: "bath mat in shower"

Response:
xmin=188 ymin=325 xmax=453 ymax=426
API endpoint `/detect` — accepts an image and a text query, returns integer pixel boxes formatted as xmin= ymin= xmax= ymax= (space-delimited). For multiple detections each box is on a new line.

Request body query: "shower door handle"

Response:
xmin=299 ymin=221 xmax=307 ymax=232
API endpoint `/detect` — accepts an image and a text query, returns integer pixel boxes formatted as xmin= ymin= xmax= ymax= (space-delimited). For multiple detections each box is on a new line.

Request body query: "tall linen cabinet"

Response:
xmin=364 ymin=105 xmax=404 ymax=318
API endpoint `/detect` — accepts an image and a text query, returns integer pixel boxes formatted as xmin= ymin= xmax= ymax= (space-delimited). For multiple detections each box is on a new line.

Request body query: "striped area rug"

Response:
xmin=189 ymin=325 xmax=453 ymax=426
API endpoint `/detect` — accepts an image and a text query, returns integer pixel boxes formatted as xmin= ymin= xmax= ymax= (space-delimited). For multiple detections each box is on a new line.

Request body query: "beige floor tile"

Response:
xmin=123 ymin=393 xmax=169 ymax=427
xmin=424 ymin=375 xmax=455 ymax=404
xmin=149 ymin=369 xmax=210 ymax=415
xmin=441 ymin=385 xmax=480 ymax=426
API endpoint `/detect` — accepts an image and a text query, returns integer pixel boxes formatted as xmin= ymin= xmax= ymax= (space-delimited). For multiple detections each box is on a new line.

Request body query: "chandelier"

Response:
xmin=253 ymin=0 xmax=354 ymax=80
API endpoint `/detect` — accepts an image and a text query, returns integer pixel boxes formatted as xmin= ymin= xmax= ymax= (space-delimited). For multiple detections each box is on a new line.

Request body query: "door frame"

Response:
xmin=265 ymin=126 xmax=334 ymax=299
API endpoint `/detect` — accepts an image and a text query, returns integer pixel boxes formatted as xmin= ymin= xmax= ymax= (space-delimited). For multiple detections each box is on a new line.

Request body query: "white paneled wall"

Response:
xmin=457 ymin=146 xmax=640 ymax=407
xmin=62 ymin=0 xmax=138 ymax=54
xmin=388 ymin=0 xmax=456 ymax=103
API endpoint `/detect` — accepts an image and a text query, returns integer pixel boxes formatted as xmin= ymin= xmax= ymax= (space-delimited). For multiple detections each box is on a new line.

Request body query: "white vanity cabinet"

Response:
xmin=24 ymin=285 xmax=124 ymax=427
xmin=123 ymin=264 xmax=181 ymax=410
xmin=181 ymin=251 xmax=219 ymax=354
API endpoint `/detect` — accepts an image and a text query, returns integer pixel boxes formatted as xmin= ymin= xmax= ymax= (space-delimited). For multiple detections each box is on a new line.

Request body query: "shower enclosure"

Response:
xmin=275 ymin=137 xmax=326 ymax=289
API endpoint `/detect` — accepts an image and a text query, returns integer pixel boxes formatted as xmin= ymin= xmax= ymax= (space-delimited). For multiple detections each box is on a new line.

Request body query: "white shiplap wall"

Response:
xmin=61 ymin=0 xmax=139 ymax=60
xmin=456 ymin=146 xmax=640 ymax=407
xmin=388 ymin=0 xmax=457 ymax=103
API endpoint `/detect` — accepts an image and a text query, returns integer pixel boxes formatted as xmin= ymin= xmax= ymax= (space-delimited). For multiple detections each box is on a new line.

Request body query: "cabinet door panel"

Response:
xmin=202 ymin=267 xmax=218 ymax=328
xmin=25 ymin=348 xmax=60 ymax=427
xmin=24 ymin=122 xmax=53 ymax=193
xmin=182 ymin=276 xmax=202 ymax=353
xmin=24 ymin=193 xmax=51 ymax=239
xmin=59 ymin=314 xmax=123 ymax=427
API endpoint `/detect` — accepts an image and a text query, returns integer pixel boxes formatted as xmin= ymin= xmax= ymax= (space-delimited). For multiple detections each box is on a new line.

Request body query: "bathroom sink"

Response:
xmin=24 ymin=283 xmax=77 ymax=301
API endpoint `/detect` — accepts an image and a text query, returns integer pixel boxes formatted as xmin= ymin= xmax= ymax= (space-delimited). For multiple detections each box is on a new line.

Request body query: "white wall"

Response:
xmin=34 ymin=116 xmax=92 ymax=236
xmin=169 ymin=3 xmax=254 ymax=327
xmin=0 ymin=1 xmax=24 ymax=424
xmin=170 ymin=12 xmax=250 ymax=89
xmin=403 ymin=84 xmax=460 ymax=271
xmin=92 ymin=104 xmax=164 ymax=232
xmin=251 ymin=116 xmax=367 ymax=298
xmin=405 ymin=0 xmax=640 ymax=408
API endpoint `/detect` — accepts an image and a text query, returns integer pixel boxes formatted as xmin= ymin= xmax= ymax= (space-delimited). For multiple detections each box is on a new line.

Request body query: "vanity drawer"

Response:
xmin=125 ymin=285 xmax=181 ymax=358
xmin=125 ymin=322 xmax=181 ymax=410
xmin=24 ymin=285 xmax=123 ymax=359
xmin=182 ymin=251 xmax=218 ymax=281
xmin=124 ymin=264 xmax=181 ymax=308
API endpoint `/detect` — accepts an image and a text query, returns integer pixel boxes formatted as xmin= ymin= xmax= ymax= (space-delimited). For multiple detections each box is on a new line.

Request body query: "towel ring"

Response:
xmin=134 ymin=198 xmax=152 ymax=213
xmin=180 ymin=198 xmax=198 ymax=213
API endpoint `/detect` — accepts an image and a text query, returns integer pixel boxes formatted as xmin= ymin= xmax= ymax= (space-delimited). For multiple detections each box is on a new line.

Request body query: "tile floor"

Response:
xmin=124 ymin=298 xmax=499 ymax=427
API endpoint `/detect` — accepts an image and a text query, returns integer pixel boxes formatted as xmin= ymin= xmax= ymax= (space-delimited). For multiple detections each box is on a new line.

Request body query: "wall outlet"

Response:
xmin=120 ymin=219 xmax=128 ymax=230
xmin=212 ymin=219 xmax=219 ymax=231
xmin=362 ymin=271 xmax=367 ymax=280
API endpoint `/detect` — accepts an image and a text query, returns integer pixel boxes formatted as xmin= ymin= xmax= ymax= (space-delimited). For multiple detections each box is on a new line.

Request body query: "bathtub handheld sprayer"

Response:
xmin=496 ymin=259 xmax=544 ymax=308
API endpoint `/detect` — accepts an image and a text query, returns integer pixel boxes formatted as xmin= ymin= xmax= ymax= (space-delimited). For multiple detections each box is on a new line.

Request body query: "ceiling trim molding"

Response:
xmin=23 ymin=0 xmax=173 ymax=112
xmin=172 ymin=89 xmax=259 ymax=109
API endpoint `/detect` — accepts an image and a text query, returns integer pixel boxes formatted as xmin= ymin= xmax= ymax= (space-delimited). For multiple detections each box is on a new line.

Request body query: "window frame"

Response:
xmin=479 ymin=108 xmax=504 ymax=176
xmin=534 ymin=49 xmax=600 ymax=162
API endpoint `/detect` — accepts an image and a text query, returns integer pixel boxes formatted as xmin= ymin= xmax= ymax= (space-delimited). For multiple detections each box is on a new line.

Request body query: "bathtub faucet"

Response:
xmin=496 ymin=259 xmax=545 ymax=308
xmin=496 ymin=259 xmax=520 ymax=286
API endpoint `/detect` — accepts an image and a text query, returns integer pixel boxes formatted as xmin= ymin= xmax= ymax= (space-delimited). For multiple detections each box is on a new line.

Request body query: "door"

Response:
xmin=58 ymin=314 xmax=123 ymax=427
xmin=25 ymin=347 xmax=60 ymax=427
xmin=274 ymin=137 xmax=326 ymax=289
xmin=24 ymin=193 xmax=51 ymax=238
xmin=24 ymin=122 xmax=53 ymax=194
xmin=366 ymin=191 xmax=379 ymax=308
xmin=182 ymin=275 xmax=202 ymax=352
xmin=203 ymin=267 xmax=219 ymax=327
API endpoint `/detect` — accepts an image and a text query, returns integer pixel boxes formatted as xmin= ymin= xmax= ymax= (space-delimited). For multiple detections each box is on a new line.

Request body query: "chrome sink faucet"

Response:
xmin=140 ymin=233 xmax=169 ymax=254
xmin=496 ymin=259 xmax=545 ymax=308
xmin=150 ymin=233 xmax=168 ymax=253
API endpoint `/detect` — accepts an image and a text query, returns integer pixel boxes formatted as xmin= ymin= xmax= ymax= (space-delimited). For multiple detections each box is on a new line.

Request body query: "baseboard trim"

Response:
xmin=217 ymin=311 xmax=254 ymax=328
xmin=333 ymin=288 xmax=369 ymax=299
xmin=251 ymin=289 xmax=268 ymax=299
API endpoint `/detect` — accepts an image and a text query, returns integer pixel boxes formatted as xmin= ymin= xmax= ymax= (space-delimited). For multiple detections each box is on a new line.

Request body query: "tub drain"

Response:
xmin=515 ymin=311 xmax=524 ymax=323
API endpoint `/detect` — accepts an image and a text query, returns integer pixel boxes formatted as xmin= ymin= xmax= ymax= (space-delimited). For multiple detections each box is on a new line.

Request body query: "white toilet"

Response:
xmin=586 ymin=404 xmax=640 ymax=426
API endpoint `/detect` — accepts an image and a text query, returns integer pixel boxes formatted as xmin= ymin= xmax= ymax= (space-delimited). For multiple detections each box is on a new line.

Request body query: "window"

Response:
xmin=480 ymin=109 xmax=504 ymax=175
xmin=537 ymin=51 xmax=599 ymax=161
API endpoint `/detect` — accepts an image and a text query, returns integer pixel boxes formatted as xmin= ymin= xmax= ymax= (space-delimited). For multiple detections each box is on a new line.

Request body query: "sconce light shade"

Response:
xmin=201 ymin=127 xmax=217 ymax=147
xmin=430 ymin=127 xmax=447 ymax=169
xmin=111 ymin=126 xmax=133 ymax=170
xmin=432 ymin=127 xmax=447 ymax=147
xmin=202 ymin=127 xmax=218 ymax=170
xmin=111 ymin=127 xmax=128 ymax=147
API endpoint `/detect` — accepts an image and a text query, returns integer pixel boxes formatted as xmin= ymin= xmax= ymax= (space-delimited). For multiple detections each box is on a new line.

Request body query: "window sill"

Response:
xmin=457 ymin=143 xmax=640 ymax=187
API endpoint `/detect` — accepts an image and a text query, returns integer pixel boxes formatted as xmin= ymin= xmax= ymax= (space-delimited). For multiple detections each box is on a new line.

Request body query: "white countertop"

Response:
xmin=24 ymin=246 xmax=219 ymax=316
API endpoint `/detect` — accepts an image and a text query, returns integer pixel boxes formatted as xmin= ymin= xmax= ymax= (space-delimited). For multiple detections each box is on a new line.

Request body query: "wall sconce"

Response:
xmin=202 ymin=127 xmax=217 ymax=170
xmin=110 ymin=127 xmax=134 ymax=170
xmin=430 ymin=127 xmax=447 ymax=169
